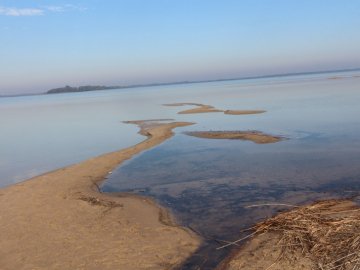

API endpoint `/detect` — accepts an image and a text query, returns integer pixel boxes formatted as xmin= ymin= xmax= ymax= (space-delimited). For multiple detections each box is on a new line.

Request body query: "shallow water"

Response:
xmin=1 ymin=70 xmax=360 ymax=268
xmin=100 ymin=72 xmax=360 ymax=269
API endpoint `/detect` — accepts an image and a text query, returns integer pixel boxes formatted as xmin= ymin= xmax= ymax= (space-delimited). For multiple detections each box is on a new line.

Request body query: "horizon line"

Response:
xmin=2 ymin=67 xmax=360 ymax=97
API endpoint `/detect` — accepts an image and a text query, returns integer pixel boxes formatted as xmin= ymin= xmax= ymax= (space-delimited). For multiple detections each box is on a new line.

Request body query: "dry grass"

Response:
xmin=223 ymin=200 xmax=360 ymax=270
xmin=257 ymin=200 xmax=360 ymax=270
xmin=78 ymin=195 xmax=123 ymax=210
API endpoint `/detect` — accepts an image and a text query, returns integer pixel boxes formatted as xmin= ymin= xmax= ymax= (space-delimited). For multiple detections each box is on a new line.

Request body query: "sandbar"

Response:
xmin=328 ymin=76 xmax=343 ymax=80
xmin=0 ymin=120 xmax=200 ymax=270
xmin=185 ymin=130 xmax=284 ymax=144
xmin=164 ymin=103 xmax=266 ymax=116
xmin=223 ymin=110 xmax=266 ymax=115
xmin=163 ymin=103 xmax=223 ymax=114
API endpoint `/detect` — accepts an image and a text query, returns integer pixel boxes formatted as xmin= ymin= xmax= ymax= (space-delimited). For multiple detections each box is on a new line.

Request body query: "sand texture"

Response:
xmin=185 ymin=130 xmax=284 ymax=144
xmin=221 ymin=233 xmax=315 ymax=270
xmin=0 ymin=121 xmax=200 ymax=270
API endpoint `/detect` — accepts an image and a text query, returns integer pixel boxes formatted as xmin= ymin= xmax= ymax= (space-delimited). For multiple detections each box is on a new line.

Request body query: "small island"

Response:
xmin=185 ymin=130 xmax=284 ymax=144
xmin=46 ymin=85 xmax=122 ymax=94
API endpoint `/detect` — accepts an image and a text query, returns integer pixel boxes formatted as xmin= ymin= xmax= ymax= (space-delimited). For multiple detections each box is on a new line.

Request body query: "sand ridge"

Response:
xmin=0 ymin=120 xmax=200 ymax=270
xmin=163 ymin=103 xmax=266 ymax=115
xmin=163 ymin=103 xmax=223 ymax=114
xmin=223 ymin=110 xmax=266 ymax=115
xmin=185 ymin=130 xmax=284 ymax=144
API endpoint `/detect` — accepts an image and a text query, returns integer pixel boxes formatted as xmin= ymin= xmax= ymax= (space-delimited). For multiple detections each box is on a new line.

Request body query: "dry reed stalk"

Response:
xmin=258 ymin=200 xmax=360 ymax=270
xmin=225 ymin=200 xmax=360 ymax=270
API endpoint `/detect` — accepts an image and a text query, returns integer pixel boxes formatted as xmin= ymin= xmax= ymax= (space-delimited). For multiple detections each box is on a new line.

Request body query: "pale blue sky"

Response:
xmin=1 ymin=0 xmax=360 ymax=94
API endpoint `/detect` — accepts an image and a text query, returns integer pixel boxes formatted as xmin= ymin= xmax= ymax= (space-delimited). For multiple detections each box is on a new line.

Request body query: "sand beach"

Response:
xmin=0 ymin=120 xmax=200 ymax=270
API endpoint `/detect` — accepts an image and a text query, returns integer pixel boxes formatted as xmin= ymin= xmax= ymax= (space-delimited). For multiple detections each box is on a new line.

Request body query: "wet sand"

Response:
xmin=223 ymin=110 xmax=266 ymax=115
xmin=185 ymin=130 xmax=284 ymax=144
xmin=3 ymin=100 xmax=356 ymax=269
xmin=164 ymin=103 xmax=223 ymax=114
xmin=0 ymin=120 xmax=200 ymax=270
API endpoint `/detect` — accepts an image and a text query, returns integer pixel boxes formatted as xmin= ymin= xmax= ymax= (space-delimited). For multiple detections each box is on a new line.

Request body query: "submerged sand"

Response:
xmin=185 ymin=130 xmax=284 ymax=144
xmin=163 ymin=103 xmax=223 ymax=114
xmin=0 ymin=121 xmax=200 ymax=270
xmin=223 ymin=110 xmax=266 ymax=115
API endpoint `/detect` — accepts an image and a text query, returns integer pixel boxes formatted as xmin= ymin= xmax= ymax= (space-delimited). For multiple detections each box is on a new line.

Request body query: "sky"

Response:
xmin=0 ymin=0 xmax=360 ymax=94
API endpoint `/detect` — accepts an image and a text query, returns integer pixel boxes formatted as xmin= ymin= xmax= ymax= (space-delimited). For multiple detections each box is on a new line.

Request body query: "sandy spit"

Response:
xmin=185 ymin=130 xmax=284 ymax=144
xmin=164 ymin=103 xmax=266 ymax=116
xmin=223 ymin=110 xmax=266 ymax=115
xmin=163 ymin=103 xmax=223 ymax=114
xmin=0 ymin=121 xmax=200 ymax=270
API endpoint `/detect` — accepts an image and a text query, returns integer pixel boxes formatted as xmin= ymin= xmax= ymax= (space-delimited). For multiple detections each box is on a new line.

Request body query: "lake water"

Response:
xmin=1 ymin=71 xmax=360 ymax=269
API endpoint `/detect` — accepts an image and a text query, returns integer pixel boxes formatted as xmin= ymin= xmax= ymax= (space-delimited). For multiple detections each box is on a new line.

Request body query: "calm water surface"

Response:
xmin=1 ymin=71 xmax=360 ymax=269
xmin=101 ymin=72 xmax=360 ymax=269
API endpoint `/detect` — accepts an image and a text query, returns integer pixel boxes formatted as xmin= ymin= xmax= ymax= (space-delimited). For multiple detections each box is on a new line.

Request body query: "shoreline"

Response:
xmin=0 ymin=120 xmax=200 ymax=270
xmin=3 ymin=102 xmax=357 ymax=269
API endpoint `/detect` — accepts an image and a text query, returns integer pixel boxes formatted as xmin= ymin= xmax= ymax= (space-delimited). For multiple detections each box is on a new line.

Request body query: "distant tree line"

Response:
xmin=46 ymin=85 xmax=121 ymax=94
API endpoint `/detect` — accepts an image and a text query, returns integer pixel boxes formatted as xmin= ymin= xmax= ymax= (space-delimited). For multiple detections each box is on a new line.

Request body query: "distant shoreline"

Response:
xmin=45 ymin=67 xmax=360 ymax=94
xmin=1 ymin=67 xmax=359 ymax=97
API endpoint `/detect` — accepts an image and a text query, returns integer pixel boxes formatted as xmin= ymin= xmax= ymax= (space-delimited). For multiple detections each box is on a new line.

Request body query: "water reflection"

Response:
xmin=1 ymin=70 xmax=359 ymax=187
xmin=101 ymin=74 xmax=360 ymax=268
xmin=102 ymin=132 xmax=360 ymax=234
xmin=102 ymin=131 xmax=360 ymax=268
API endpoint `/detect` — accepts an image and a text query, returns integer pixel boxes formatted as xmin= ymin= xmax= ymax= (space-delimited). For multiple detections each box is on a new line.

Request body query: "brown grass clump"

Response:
xmin=256 ymin=200 xmax=360 ymax=270
xmin=222 ymin=200 xmax=360 ymax=270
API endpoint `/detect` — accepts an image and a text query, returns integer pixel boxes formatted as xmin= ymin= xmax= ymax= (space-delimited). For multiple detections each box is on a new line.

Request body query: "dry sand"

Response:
xmin=185 ymin=131 xmax=284 ymax=144
xmin=4 ymin=103 xmax=352 ymax=270
xmin=220 ymin=232 xmax=315 ymax=270
xmin=219 ymin=200 xmax=360 ymax=270
xmin=0 ymin=120 xmax=200 ymax=270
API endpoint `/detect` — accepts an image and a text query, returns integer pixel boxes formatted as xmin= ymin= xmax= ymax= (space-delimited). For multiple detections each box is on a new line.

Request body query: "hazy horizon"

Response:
xmin=2 ymin=67 xmax=360 ymax=96
xmin=1 ymin=0 xmax=360 ymax=95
